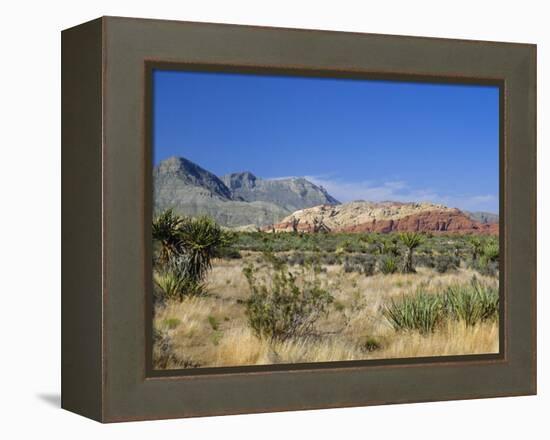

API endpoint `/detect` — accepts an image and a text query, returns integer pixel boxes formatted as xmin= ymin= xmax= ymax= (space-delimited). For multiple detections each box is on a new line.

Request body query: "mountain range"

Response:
xmin=153 ymin=156 xmax=338 ymax=228
xmin=153 ymin=156 xmax=498 ymax=234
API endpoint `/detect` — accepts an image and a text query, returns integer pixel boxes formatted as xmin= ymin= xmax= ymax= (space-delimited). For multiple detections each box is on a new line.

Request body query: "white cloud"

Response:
xmin=304 ymin=175 xmax=498 ymax=213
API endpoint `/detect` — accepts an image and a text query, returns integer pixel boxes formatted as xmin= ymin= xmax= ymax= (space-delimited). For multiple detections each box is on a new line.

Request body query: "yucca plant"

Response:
xmin=152 ymin=211 xmax=235 ymax=300
xmin=153 ymin=271 xmax=183 ymax=299
xmin=443 ymin=278 xmax=499 ymax=326
xmin=153 ymin=210 xmax=235 ymax=281
xmin=153 ymin=254 xmax=205 ymax=300
xmin=177 ymin=215 xmax=235 ymax=282
xmin=469 ymin=237 xmax=483 ymax=262
xmin=398 ymin=232 xmax=424 ymax=273
xmin=382 ymin=290 xmax=442 ymax=333
xmin=152 ymin=209 xmax=184 ymax=264
xmin=153 ymin=270 xmax=204 ymax=301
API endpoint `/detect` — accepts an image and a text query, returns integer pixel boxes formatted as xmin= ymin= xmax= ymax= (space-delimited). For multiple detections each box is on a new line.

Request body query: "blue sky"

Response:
xmin=153 ymin=70 xmax=499 ymax=213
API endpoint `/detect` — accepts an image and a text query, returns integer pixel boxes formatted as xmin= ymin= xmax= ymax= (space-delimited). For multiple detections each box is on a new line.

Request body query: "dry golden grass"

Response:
xmin=153 ymin=254 xmax=499 ymax=369
xmin=368 ymin=320 xmax=499 ymax=359
xmin=271 ymin=337 xmax=363 ymax=364
xmin=211 ymin=327 xmax=272 ymax=366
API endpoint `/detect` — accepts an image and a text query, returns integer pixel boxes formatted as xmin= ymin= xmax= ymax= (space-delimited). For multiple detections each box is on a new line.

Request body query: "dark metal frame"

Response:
xmin=62 ymin=16 xmax=536 ymax=422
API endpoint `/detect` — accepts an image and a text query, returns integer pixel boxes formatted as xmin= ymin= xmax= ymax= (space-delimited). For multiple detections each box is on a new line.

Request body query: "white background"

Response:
xmin=0 ymin=0 xmax=546 ymax=437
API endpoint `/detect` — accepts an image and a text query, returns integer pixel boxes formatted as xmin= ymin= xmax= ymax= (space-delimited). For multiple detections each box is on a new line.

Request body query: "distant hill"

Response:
xmin=465 ymin=211 xmax=499 ymax=224
xmin=153 ymin=157 xmax=338 ymax=227
xmin=271 ymin=201 xmax=498 ymax=235
xmin=221 ymin=172 xmax=339 ymax=212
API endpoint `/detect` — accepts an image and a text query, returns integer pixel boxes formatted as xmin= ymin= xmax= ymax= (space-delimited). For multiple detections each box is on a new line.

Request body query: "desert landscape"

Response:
xmin=152 ymin=157 xmax=500 ymax=369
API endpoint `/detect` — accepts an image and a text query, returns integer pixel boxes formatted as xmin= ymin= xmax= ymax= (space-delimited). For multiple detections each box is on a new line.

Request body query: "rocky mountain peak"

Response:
xmin=221 ymin=171 xmax=258 ymax=190
xmin=223 ymin=173 xmax=340 ymax=213
xmin=154 ymin=156 xmax=232 ymax=200
xmin=153 ymin=156 xmax=340 ymax=227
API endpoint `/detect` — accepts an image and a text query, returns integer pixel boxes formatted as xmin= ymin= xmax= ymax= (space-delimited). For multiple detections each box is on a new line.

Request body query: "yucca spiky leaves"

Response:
xmin=398 ymin=232 xmax=424 ymax=273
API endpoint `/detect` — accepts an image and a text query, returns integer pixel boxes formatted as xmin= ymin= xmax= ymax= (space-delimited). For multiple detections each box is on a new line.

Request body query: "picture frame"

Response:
xmin=61 ymin=16 xmax=536 ymax=422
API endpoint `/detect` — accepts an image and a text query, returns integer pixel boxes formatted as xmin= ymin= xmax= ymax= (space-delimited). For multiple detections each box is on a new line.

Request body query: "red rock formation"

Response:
xmin=270 ymin=208 xmax=498 ymax=235
xmin=341 ymin=209 xmax=498 ymax=235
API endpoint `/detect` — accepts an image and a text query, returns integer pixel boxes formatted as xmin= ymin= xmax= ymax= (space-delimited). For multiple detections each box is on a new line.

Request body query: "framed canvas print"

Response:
xmin=62 ymin=16 xmax=536 ymax=422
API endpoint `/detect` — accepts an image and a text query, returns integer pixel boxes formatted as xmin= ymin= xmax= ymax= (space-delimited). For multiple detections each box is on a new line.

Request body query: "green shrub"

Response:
xmin=162 ymin=318 xmax=181 ymax=330
xmin=379 ymin=256 xmax=398 ymax=275
xmin=361 ymin=257 xmax=377 ymax=276
xmin=362 ymin=337 xmax=381 ymax=352
xmin=333 ymin=301 xmax=345 ymax=312
xmin=473 ymin=258 xmax=499 ymax=277
xmin=243 ymin=256 xmax=333 ymax=341
xmin=342 ymin=239 xmax=353 ymax=252
xmin=414 ymin=253 xmax=432 ymax=268
xmin=342 ymin=254 xmax=376 ymax=276
xmin=214 ymin=246 xmax=242 ymax=259
xmin=211 ymin=330 xmax=223 ymax=346
xmin=371 ymin=237 xmax=399 ymax=257
xmin=382 ymin=291 xmax=442 ymax=333
xmin=152 ymin=329 xmax=178 ymax=369
xmin=321 ymin=252 xmax=340 ymax=265
xmin=469 ymin=239 xmax=499 ymax=277
xmin=343 ymin=261 xmax=355 ymax=273
xmin=207 ymin=315 xmax=220 ymax=331
xmin=288 ymin=252 xmax=306 ymax=266
xmin=483 ymin=240 xmax=499 ymax=262
xmin=435 ymin=254 xmax=459 ymax=273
